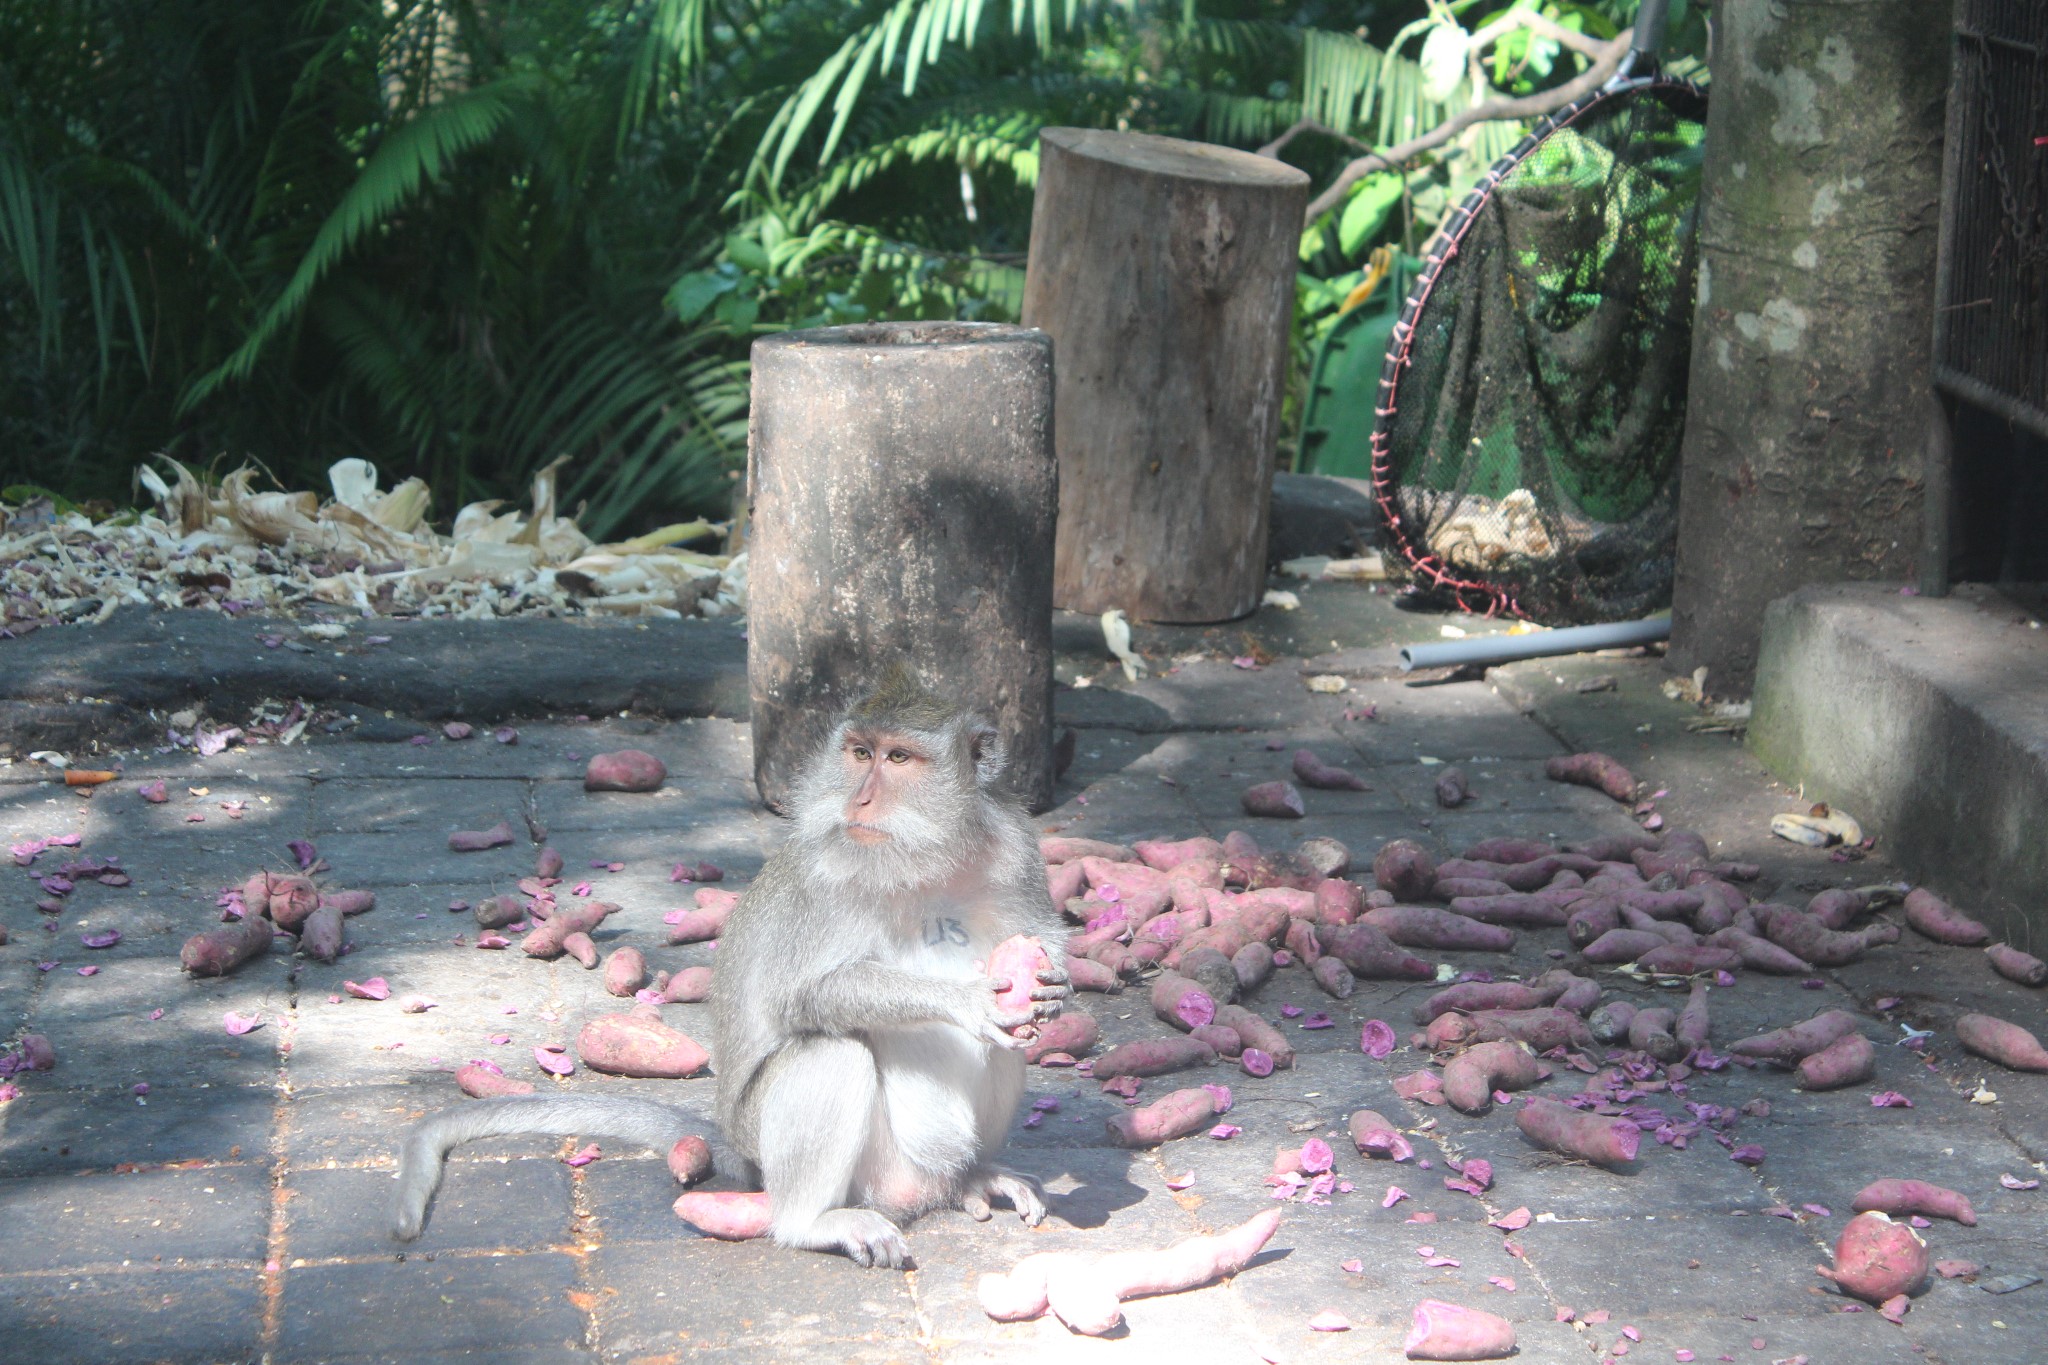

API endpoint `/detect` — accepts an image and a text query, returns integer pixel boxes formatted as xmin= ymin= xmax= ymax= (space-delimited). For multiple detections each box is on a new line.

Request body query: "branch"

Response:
xmin=1258 ymin=118 xmax=1372 ymax=160
xmin=1467 ymin=10 xmax=1613 ymax=62
xmin=1296 ymin=30 xmax=1632 ymax=225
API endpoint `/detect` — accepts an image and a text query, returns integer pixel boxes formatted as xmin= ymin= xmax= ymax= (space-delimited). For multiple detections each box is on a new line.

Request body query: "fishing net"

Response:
xmin=1370 ymin=78 xmax=1707 ymax=621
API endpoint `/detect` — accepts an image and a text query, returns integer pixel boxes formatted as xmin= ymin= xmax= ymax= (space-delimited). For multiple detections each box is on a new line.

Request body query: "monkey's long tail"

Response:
xmin=391 ymin=1095 xmax=712 ymax=1242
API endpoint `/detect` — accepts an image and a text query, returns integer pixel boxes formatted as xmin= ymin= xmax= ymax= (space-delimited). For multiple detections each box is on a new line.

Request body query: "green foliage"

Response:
xmin=1 ymin=0 xmax=1704 ymax=537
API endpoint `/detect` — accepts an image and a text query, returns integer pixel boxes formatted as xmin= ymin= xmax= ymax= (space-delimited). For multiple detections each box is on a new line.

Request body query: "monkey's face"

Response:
xmin=839 ymin=731 xmax=931 ymax=841
xmin=791 ymin=723 xmax=975 ymax=889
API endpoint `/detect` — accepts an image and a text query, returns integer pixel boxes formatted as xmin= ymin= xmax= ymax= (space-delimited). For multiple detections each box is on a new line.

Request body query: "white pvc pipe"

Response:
xmin=1399 ymin=613 xmax=1671 ymax=672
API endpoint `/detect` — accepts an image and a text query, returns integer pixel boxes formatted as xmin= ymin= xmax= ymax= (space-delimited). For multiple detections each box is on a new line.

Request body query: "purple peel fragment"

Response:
xmin=79 ymin=930 xmax=121 ymax=949
xmin=222 ymin=1011 xmax=263 ymax=1036
xmin=534 ymin=1046 xmax=574 ymax=1076
xmin=1360 ymin=1019 xmax=1396 ymax=1059
xmin=287 ymin=840 xmax=318 ymax=870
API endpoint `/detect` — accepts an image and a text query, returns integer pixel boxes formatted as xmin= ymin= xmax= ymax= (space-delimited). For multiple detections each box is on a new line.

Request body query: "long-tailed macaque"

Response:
xmin=391 ymin=670 xmax=1069 ymax=1268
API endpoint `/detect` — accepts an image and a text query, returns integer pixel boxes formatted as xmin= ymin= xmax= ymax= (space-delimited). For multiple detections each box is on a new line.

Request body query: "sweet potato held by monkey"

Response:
xmin=390 ymin=668 xmax=1071 ymax=1268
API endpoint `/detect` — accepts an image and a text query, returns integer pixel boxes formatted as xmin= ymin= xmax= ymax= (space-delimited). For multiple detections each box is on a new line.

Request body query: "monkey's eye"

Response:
xmin=886 ymin=749 xmax=911 ymax=765
xmin=850 ymin=746 xmax=872 ymax=762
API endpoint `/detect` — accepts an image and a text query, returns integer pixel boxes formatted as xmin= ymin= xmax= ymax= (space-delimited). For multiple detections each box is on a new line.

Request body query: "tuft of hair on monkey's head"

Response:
xmin=846 ymin=664 xmax=1006 ymax=791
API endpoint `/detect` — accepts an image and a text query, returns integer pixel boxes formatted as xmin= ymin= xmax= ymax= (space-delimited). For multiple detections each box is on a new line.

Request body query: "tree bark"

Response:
xmin=1022 ymin=128 xmax=1308 ymax=622
xmin=1668 ymin=0 xmax=1948 ymax=692
xmin=746 ymin=323 xmax=1057 ymax=812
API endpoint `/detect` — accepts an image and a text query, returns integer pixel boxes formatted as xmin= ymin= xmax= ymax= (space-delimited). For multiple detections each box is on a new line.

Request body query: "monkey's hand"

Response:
xmin=960 ymin=976 xmax=1047 ymax=1051
xmin=1030 ymin=961 xmax=1072 ymax=1017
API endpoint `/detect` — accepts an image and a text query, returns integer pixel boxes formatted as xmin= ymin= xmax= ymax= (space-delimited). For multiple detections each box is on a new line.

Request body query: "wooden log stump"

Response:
xmin=747 ymin=323 xmax=1057 ymax=812
xmin=1023 ymin=128 xmax=1309 ymax=622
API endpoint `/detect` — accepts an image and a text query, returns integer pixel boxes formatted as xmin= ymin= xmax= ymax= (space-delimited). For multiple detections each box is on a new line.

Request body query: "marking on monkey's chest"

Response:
xmin=922 ymin=916 xmax=969 ymax=948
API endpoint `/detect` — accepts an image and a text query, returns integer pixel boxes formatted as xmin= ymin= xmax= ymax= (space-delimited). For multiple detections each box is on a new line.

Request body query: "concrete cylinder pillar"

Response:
xmin=1023 ymin=128 xmax=1309 ymax=622
xmin=746 ymin=322 xmax=1057 ymax=812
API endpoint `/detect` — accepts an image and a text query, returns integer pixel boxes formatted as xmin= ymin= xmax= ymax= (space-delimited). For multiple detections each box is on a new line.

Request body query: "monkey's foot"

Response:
xmin=796 ymin=1208 xmax=914 ymax=1269
xmin=960 ymin=1167 xmax=1046 ymax=1226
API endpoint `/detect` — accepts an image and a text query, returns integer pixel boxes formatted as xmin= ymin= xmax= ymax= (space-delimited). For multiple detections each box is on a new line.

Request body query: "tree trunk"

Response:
xmin=746 ymin=323 xmax=1057 ymax=812
xmin=1022 ymin=128 xmax=1309 ymax=623
xmin=1668 ymin=0 xmax=1948 ymax=692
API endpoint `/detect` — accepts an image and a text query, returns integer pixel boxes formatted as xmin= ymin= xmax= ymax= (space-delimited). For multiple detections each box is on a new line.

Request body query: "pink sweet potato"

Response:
xmin=181 ymin=916 xmax=275 ymax=977
xmin=1531 ymin=969 xmax=1602 ymax=1015
xmin=536 ymin=846 xmax=565 ymax=879
xmin=1442 ymin=1039 xmax=1541 ymax=1114
xmin=1516 ymin=1097 xmax=1640 ymax=1167
xmin=1312 ymin=878 xmax=1361 ymax=927
xmin=1618 ymin=907 xmax=1696 ymax=943
xmin=988 ymin=935 xmax=1055 ymax=1032
xmin=980 ymin=1209 xmax=1282 ymax=1335
xmin=297 ymin=902 xmax=344 ymax=963
xmin=674 ymin=1190 xmax=772 ymax=1240
xmin=1807 ymin=885 xmax=1892 ymax=930
xmin=1467 ymin=1008 xmax=1594 ymax=1052
xmin=1042 ymin=836 xmax=1135 ymax=864
xmin=474 ymin=894 xmax=525 ymax=930
xmin=456 ymin=1063 xmax=536 ymax=1099
xmin=665 ymin=905 xmax=732 ymax=945
xmin=584 ymin=749 xmax=667 ymax=792
xmin=1416 ymin=982 xmax=1551 ymax=1023
xmin=1588 ymin=1001 xmax=1636 ymax=1044
xmin=1851 ymin=1179 xmax=1977 ymax=1227
xmin=576 ymin=1012 xmax=709 ymax=1078
xmin=1230 ymin=943 xmax=1275 ymax=994
xmin=318 ymin=889 xmax=377 ymax=916
xmin=1634 ymin=943 xmax=1743 ymax=977
xmin=262 ymin=874 xmax=322 ymax=930
xmin=1817 ymin=1211 xmax=1927 ymax=1304
xmin=1902 ymin=888 xmax=1992 ymax=946
xmin=1464 ymin=838 xmax=1555 ymax=865
xmin=1064 ymin=955 xmax=1123 ymax=993
xmin=1987 ymin=943 xmax=2048 ymax=987
xmin=1544 ymin=751 xmax=1637 ymax=803
xmin=1404 ymin=1299 xmax=1517 ymax=1362
xmin=1321 ymin=923 xmax=1435 ymax=980
xmin=561 ymin=931 xmax=600 ymax=968
xmin=1150 ymin=973 xmax=1217 ymax=1031
xmin=1189 ymin=1023 xmax=1242 ymax=1058
xmin=1349 ymin=1109 xmax=1415 ymax=1161
xmin=1374 ymin=839 xmax=1438 ymax=902
xmin=1132 ymin=836 xmax=1223 ymax=871
xmin=604 ymin=947 xmax=650 ymax=997
xmin=1248 ymin=850 xmax=1321 ymax=893
xmin=1955 ymin=1012 xmax=2048 ymax=1072
xmin=1795 ymin=1032 xmax=1876 ymax=1090
xmin=661 ymin=966 xmax=714 ymax=1003
xmin=1435 ymin=761 xmax=1473 ymax=804
xmin=667 ymin=1135 xmax=714 ymax=1186
xmin=1435 ymin=877 xmax=1516 ymax=900
xmin=1293 ymin=749 xmax=1368 ymax=791
xmin=1093 ymin=1036 xmax=1217 ymax=1080
xmin=1107 ymin=1086 xmax=1229 ymax=1147
xmin=1242 ymin=781 xmax=1306 ymax=818
xmin=448 ymin=820 xmax=516 ymax=852
xmin=1730 ymin=1010 xmax=1861 ymax=1066
xmin=1762 ymin=906 xmax=1898 ymax=967
xmin=1362 ymin=906 xmax=1515 ymax=953
xmin=1705 ymin=927 xmax=1812 ymax=975
xmin=1026 ymin=1010 xmax=1100 ymax=1063
xmin=1561 ymin=830 xmax=1659 ymax=861
xmin=1627 ymin=1007 xmax=1682 ymax=1062
xmin=1312 ymin=955 xmax=1356 ymax=998
xmin=524 ymin=901 xmax=619 ymax=958
xmin=1580 ymin=928 xmax=1670 ymax=964
xmin=1446 ymin=893 xmax=1569 ymax=928
xmin=1180 ymin=947 xmax=1241 ymax=1006
xmin=1047 ymin=861 xmax=1087 ymax=905
xmin=1675 ymin=980 xmax=1712 ymax=1051
xmin=1618 ymin=888 xmax=1703 ymax=920
xmin=1215 ymin=1005 xmax=1295 ymax=1068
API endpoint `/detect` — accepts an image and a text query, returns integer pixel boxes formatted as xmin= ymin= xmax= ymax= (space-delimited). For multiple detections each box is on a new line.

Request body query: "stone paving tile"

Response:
xmin=0 ymin=1267 xmax=267 ymax=1365
xmin=0 ymin=1164 xmax=270 ymax=1271
xmin=276 ymin=1252 xmax=594 ymax=1363
xmin=288 ymin=1159 xmax=575 ymax=1258
xmin=0 ymin=1081 xmax=273 ymax=1176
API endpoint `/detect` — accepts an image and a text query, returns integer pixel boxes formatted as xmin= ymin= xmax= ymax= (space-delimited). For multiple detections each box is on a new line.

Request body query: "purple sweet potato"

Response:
xmin=1150 ymin=973 xmax=1217 ymax=1031
xmin=19 ymin=1034 xmax=54 ymax=1071
xmin=1093 ymin=1036 xmax=1218 ymax=1080
xmin=1433 ymin=767 xmax=1470 ymax=808
xmin=1634 ymin=943 xmax=1743 ymax=977
xmin=1531 ymin=969 xmax=1602 ymax=1015
xmin=1312 ymin=955 xmax=1357 ymax=998
xmin=1516 ymin=1097 xmax=1640 ymax=1167
xmin=661 ymin=966 xmax=714 ymax=1003
xmin=667 ymin=1135 xmax=714 ymax=1186
xmin=318 ymin=889 xmax=377 ymax=916
xmin=456 ymin=1063 xmax=536 ymax=1099
xmin=1313 ymin=878 xmax=1362 ymax=927
xmin=1247 ymin=851 xmax=1321 ymax=893
xmin=1817 ymin=1212 xmax=1927 ymax=1304
xmin=1561 ymin=831 xmax=1659 ymax=861
xmin=1322 ymin=924 xmax=1435 ymax=980
xmin=1442 ymin=1039 xmax=1542 ymax=1113
xmin=1026 ymin=1010 xmax=1100 ymax=1063
xmin=1806 ymin=885 xmax=1894 ymax=930
xmin=297 ymin=903 xmax=344 ymax=962
xmin=1705 ymin=927 xmax=1813 ymax=975
xmin=1416 ymin=982 xmax=1551 ymax=1023
xmin=473 ymin=894 xmax=525 ymax=930
xmin=1374 ymin=839 xmax=1439 ymax=902
xmin=1796 ymin=1032 xmax=1876 ymax=1090
xmin=1902 ymin=888 xmax=1992 ymax=946
xmin=181 ymin=916 xmax=275 ymax=976
xmin=1730 ymin=1010 xmax=1861 ymax=1066
xmin=1587 ymin=1001 xmax=1637 ymax=1044
xmin=576 ymin=1011 xmax=709 ymax=1078
xmin=1618 ymin=888 xmax=1703 ymax=920
xmin=1404 ymin=1299 xmax=1517 ymax=1362
xmin=1676 ymin=980 xmax=1712 ymax=1051
xmin=1435 ymin=877 xmax=1516 ymax=900
xmin=1242 ymin=781 xmax=1306 ymax=818
xmin=1107 ymin=1087 xmax=1230 ymax=1147
xmin=1851 ymin=1179 xmax=1977 ymax=1227
xmin=1467 ymin=1008 xmax=1594 ymax=1052
xmin=262 ymin=874 xmax=322 ymax=930
xmin=1363 ymin=906 xmax=1515 ymax=952
xmin=1349 ymin=1109 xmax=1415 ymax=1161
xmin=1214 ymin=1005 xmax=1295 ymax=1068
xmin=525 ymin=901 xmax=618 ymax=958
xmin=1986 ymin=943 xmax=2048 ymax=987
xmin=1579 ymin=929 xmax=1670 ymax=964
xmin=1955 ymin=1012 xmax=2048 ymax=1072
xmin=1293 ymin=749 xmax=1368 ymax=791
xmin=448 ymin=820 xmax=516 ymax=852
xmin=1445 ymin=894 xmax=1569 ymax=928
xmin=1047 ymin=861 xmax=1088 ymax=905
xmin=1230 ymin=943 xmax=1275 ymax=994
xmin=536 ymin=846 xmax=565 ymax=879
xmin=1178 ymin=949 xmax=1240 ymax=1009
xmin=584 ymin=749 xmax=668 ymax=792
xmin=1618 ymin=908 xmax=1697 ymax=943
xmin=1042 ymin=836 xmax=1136 ymax=864
xmin=674 ymin=1190 xmax=772 ymax=1240
xmin=1132 ymin=836 xmax=1224 ymax=871
xmin=1464 ymin=837 xmax=1555 ymax=865
xmin=1064 ymin=955 xmax=1123 ymax=994
xmin=1544 ymin=751 xmax=1637 ymax=803
xmin=1627 ymin=1007 xmax=1682 ymax=1062
xmin=604 ymin=947 xmax=650 ymax=997
xmin=1566 ymin=899 xmax=1624 ymax=947
xmin=1762 ymin=907 xmax=1898 ymax=967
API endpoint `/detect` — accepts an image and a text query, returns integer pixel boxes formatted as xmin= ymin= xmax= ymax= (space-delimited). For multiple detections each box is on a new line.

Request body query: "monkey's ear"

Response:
xmin=967 ymin=724 xmax=1007 ymax=788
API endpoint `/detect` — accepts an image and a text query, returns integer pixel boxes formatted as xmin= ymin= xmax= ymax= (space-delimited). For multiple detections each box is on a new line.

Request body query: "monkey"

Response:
xmin=390 ymin=669 xmax=1070 ymax=1269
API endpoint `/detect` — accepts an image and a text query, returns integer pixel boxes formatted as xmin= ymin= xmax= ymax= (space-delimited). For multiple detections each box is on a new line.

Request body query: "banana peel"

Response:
xmin=1770 ymin=804 xmax=1864 ymax=848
